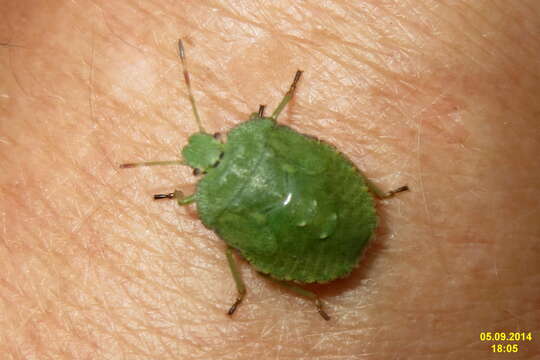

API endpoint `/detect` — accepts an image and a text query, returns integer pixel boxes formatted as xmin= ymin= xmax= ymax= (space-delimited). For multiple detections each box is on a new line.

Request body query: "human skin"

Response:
xmin=1 ymin=0 xmax=539 ymax=359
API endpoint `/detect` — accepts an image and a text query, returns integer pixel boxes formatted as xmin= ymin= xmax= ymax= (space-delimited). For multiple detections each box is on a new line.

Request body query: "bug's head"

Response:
xmin=182 ymin=132 xmax=223 ymax=173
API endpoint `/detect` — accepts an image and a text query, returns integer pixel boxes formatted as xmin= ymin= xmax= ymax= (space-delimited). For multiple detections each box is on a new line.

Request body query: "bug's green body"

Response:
xmin=194 ymin=118 xmax=376 ymax=282
xmin=121 ymin=40 xmax=408 ymax=319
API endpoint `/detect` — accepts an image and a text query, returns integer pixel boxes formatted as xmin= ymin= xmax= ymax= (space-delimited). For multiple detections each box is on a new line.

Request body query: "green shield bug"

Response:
xmin=120 ymin=39 xmax=409 ymax=320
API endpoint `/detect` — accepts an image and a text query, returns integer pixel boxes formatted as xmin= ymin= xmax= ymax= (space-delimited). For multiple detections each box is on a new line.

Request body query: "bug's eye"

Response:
xmin=193 ymin=168 xmax=201 ymax=176
xmin=213 ymin=132 xmax=221 ymax=140
xmin=210 ymin=152 xmax=225 ymax=169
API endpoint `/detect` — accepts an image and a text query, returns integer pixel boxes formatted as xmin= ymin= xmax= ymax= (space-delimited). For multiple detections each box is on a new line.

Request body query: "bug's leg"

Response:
xmin=271 ymin=70 xmax=303 ymax=121
xmin=268 ymin=278 xmax=330 ymax=321
xmin=153 ymin=190 xmax=196 ymax=205
xmin=249 ymin=104 xmax=266 ymax=120
xmin=120 ymin=160 xmax=184 ymax=169
xmin=258 ymin=104 xmax=266 ymax=117
xmin=363 ymin=176 xmax=410 ymax=199
xmin=226 ymin=246 xmax=247 ymax=316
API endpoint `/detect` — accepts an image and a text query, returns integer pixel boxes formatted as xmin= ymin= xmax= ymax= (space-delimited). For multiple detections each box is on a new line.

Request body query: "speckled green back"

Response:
xmin=195 ymin=118 xmax=376 ymax=283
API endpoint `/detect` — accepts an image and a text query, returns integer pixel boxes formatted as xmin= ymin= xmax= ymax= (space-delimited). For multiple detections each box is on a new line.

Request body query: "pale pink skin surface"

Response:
xmin=1 ymin=1 xmax=539 ymax=359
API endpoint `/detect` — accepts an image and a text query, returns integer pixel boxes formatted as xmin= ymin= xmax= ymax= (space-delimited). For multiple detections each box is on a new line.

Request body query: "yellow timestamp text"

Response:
xmin=479 ymin=332 xmax=533 ymax=353
xmin=490 ymin=344 xmax=519 ymax=353
xmin=479 ymin=332 xmax=532 ymax=342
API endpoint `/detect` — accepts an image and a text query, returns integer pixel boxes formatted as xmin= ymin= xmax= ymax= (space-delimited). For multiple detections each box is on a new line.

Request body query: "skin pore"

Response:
xmin=1 ymin=1 xmax=539 ymax=359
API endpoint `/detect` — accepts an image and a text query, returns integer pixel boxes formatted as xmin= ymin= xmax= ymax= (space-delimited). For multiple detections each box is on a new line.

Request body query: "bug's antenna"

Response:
xmin=271 ymin=70 xmax=303 ymax=121
xmin=178 ymin=39 xmax=206 ymax=133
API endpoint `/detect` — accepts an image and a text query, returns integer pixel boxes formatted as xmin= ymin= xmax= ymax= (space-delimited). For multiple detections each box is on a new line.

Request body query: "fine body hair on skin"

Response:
xmin=1 ymin=1 xmax=539 ymax=359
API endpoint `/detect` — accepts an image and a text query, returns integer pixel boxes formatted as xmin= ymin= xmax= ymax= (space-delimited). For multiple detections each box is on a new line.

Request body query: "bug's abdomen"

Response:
xmin=196 ymin=119 xmax=377 ymax=283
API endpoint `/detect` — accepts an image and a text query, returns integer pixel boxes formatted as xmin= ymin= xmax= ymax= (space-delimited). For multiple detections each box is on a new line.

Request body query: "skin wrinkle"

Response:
xmin=452 ymin=4 xmax=526 ymax=66
xmin=1 ymin=0 xmax=540 ymax=359
xmin=417 ymin=10 xmax=493 ymax=72
xmin=472 ymin=2 xmax=540 ymax=63
xmin=88 ymin=31 xmax=96 ymax=132
xmin=5 ymin=47 xmax=29 ymax=97
xmin=46 ymin=150 xmax=174 ymax=358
